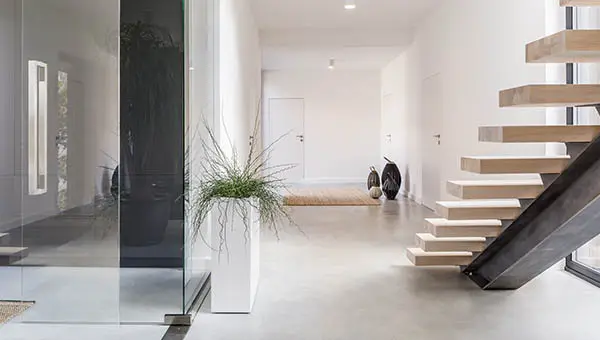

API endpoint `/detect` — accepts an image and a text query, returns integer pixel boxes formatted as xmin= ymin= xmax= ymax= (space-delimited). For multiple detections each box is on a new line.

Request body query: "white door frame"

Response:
xmin=265 ymin=97 xmax=306 ymax=183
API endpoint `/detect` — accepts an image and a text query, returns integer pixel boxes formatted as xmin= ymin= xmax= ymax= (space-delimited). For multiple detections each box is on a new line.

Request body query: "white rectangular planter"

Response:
xmin=210 ymin=199 xmax=260 ymax=313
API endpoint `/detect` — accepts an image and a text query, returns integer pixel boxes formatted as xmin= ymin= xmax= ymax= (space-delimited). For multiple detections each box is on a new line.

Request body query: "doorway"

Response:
xmin=421 ymin=73 xmax=443 ymax=210
xmin=268 ymin=98 xmax=305 ymax=183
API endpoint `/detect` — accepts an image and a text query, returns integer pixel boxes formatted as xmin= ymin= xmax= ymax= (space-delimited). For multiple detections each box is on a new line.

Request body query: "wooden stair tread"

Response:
xmin=527 ymin=30 xmax=600 ymax=63
xmin=407 ymin=248 xmax=473 ymax=266
xmin=425 ymin=218 xmax=503 ymax=238
xmin=0 ymin=233 xmax=7 ymax=239
xmin=479 ymin=125 xmax=600 ymax=143
xmin=416 ymin=233 xmax=485 ymax=242
xmin=500 ymin=85 xmax=600 ymax=108
xmin=417 ymin=233 xmax=486 ymax=252
xmin=437 ymin=199 xmax=521 ymax=208
xmin=437 ymin=200 xmax=521 ymax=220
xmin=448 ymin=179 xmax=544 ymax=199
xmin=561 ymin=0 xmax=600 ymax=6
xmin=425 ymin=218 xmax=503 ymax=227
xmin=0 ymin=247 xmax=27 ymax=256
xmin=462 ymin=155 xmax=570 ymax=174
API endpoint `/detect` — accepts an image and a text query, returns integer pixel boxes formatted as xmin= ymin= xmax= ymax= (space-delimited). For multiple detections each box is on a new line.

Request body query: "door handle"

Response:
xmin=433 ymin=134 xmax=441 ymax=138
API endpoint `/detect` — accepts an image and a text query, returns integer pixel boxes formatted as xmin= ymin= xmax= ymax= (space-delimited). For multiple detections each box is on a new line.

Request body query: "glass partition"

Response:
xmin=0 ymin=0 xmax=121 ymax=324
xmin=0 ymin=0 xmax=213 ymax=328
xmin=565 ymin=6 xmax=600 ymax=287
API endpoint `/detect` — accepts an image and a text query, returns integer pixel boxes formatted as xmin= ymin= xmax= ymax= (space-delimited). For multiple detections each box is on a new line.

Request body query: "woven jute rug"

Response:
xmin=284 ymin=188 xmax=381 ymax=206
xmin=0 ymin=301 xmax=34 ymax=324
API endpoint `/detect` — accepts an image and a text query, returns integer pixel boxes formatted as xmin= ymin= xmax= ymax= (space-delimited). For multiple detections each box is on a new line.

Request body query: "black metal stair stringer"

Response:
xmin=463 ymin=129 xmax=600 ymax=290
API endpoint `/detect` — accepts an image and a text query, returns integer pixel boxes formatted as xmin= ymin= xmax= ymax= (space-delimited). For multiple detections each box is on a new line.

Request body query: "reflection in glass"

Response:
xmin=57 ymin=71 xmax=68 ymax=212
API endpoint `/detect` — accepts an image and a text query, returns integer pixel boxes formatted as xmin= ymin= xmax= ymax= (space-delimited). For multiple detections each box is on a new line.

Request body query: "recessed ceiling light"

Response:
xmin=344 ymin=0 xmax=356 ymax=10
xmin=329 ymin=58 xmax=335 ymax=70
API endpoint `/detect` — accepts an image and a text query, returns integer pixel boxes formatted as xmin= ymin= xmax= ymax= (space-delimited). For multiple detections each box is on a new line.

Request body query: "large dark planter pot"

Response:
xmin=114 ymin=170 xmax=174 ymax=247
xmin=367 ymin=166 xmax=381 ymax=190
xmin=120 ymin=197 xmax=172 ymax=246
xmin=382 ymin=158 xmax=402 ymax=200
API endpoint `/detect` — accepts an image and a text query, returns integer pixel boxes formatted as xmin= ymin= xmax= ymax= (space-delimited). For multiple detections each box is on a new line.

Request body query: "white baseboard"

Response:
xmin=289 ymin=178 xmax=364 ymax=185
xmin=401 ymin=189 xmax=422 ymax=204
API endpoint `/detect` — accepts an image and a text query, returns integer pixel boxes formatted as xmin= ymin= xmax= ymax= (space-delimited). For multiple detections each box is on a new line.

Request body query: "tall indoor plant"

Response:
xmin=187 ymin=114 xmax=294 ymax=313
xmin=119 ymin=22 xmax=184 ymax=246
xmin=187 ymin=114 xmax=294 ymax=251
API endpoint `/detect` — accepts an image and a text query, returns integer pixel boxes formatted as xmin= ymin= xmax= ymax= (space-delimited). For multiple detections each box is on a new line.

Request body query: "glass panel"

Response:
xmin=184 ymin=0 xmax=215 ymax=312
xmin=119 ymin=0 xmax=186 ymax=322
xmin=15 ymin=0 xmax=120 ymax=323
xmin=0 ymin=0 xmax=25 ymax=307
xmin=575 ymin=236 xmax=600 ymax=270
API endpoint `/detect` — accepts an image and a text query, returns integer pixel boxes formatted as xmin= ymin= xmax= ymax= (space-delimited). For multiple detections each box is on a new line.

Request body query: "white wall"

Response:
xmin=263 ymin=70 xmax=381 ymax=183
xmin=382 ymin=0 xmax=548 ymax=203
xmin=218 ymin=0 xmax=262 ymax=161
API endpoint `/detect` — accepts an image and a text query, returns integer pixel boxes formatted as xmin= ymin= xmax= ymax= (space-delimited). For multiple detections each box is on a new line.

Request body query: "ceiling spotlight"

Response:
xmin=344 ymin=0 xmax=356 ymax=10
xmin=329 ymin=59 xmax=336 ymax=70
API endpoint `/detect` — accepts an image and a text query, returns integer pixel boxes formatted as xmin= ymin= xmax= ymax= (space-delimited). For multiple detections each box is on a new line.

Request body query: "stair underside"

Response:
xmin=500 ymin=85 xmax=600 ymax=107
xmin=407 ymin=248 xmax=473 ymax=266
xmin=461 ymin=156 xmax=570 ymax=174
xmin=479 ymin=125 xmax=600 ymax=143
xmin=560 ymin=0 xmax=600 ymax=5
xmin=436 ymin=200 xmax=521 ymax=220
xmin=448 ymin=180 xmax=544 ymax=199
xmin=426 ymin=218 xmax=503 ymax=237
xmin=416 ymin=233 xmax=486 ymax=252
xmin=527 ymin=30 xmax=600 ymax=63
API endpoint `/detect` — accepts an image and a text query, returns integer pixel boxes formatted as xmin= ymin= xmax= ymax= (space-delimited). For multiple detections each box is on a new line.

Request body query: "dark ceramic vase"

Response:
xmin=381 ymin=157 xmax=402 ymax=200
xmin=367 ymin=166 xmax=381 ymax=190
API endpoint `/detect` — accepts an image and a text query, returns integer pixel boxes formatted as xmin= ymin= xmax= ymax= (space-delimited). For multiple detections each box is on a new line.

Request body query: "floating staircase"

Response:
xmin=407 ymin=0 xmax=600 ymax=289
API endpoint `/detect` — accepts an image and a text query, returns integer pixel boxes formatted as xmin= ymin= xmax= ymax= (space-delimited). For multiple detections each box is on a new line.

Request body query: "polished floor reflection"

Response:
xmin=190 ymin=198 xmax=600 ymax=340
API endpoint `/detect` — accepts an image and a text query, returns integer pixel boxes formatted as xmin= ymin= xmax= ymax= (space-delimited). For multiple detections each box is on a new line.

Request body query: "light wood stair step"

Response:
xmin=0 ymin=233 xmax=7 ymax=239
xmin=500 ymin=85 xmax=600 ymax=107
xmin=561 ymin=0 xmax=600 ymax=6
xmin=461 ymin=155 xmax=570 ymax=174
xmin=416 ymin=233 xmax=486 ymax=252
xmin=479 ymin=125 xmax=600 ymax=143
xmin=447 ymin=179 xmax=544 ymax=199
xmin=527 ymin=30 xmax=600 ymax=63
xmin=407 ymin=248 xmax=473 ymax=266
xmin=426 ymin=218 xmax=503 ymax=238
xmin=0 ymin=247 xmax=28 ymax=266
xmin=436 ymin=200 xmax=521 ymax=220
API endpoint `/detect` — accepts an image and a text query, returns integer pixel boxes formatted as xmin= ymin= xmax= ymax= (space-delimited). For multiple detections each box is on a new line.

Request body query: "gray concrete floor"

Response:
xmin=189 ymin=198 xmax=600 ymax=340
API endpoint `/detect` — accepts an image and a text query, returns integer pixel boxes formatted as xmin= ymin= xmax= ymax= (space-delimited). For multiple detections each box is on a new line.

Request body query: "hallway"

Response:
xmin=190 ymin=198 xmax=600 ymax=340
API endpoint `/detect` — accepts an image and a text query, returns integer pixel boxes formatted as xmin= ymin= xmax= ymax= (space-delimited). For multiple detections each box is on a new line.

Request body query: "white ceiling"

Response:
xmin=251 ymin=0 xmax=442 ymax=70
xmin=251 ymin=0 xmax=441 ymax=31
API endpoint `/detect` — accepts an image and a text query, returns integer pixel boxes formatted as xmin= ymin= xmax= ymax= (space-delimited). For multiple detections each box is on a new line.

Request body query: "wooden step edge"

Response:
xmin=436 ymin=200 xmax=521 ymax=220
xmin=416 ymin=233 xmax=486 ymax=252
xmin=406 ymin=248 xmax=473 ymax=266
xmin=526 ymin=30 xmax=600 ymax=64
xmin=447 ymin=180 xmax=544 ymax=199
xmin=561 ymin=0 xmax=600 ymax=7
xmin=461 ymin=156 xmax=570 ymax=174
xmin=479 ymin=125 xmax=600 ymax=143
xmin=0 ymin=233 xmax=8 ymax=239
xmin=499 ymin=84 xmax=600 ymax=108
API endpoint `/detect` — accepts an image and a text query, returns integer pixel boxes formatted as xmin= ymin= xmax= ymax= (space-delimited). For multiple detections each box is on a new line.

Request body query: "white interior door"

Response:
xmin=268 ymin=98 xmax=305 ymax=183
xmin=421 ymin=74 xmax=443 ymax=210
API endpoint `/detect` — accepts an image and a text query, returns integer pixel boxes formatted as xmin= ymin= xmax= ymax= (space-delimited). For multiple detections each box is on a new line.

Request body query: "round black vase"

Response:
xmin=381 ymin=159 xmax=401 ymax=200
